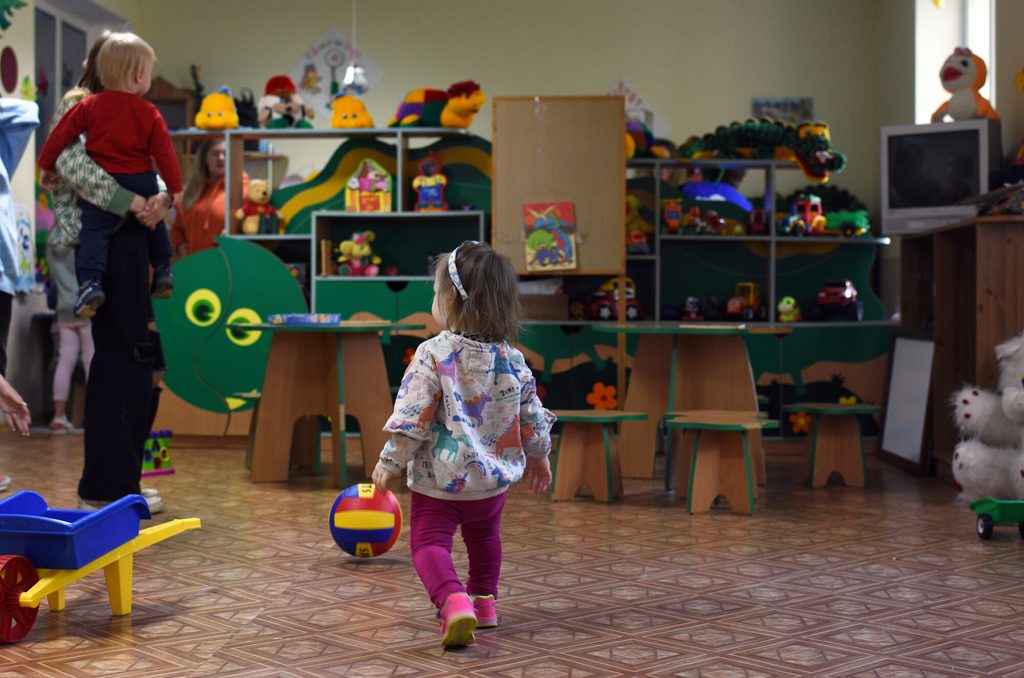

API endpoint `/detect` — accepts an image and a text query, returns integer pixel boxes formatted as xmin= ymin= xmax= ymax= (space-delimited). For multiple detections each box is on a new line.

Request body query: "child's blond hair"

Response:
xmin=95 ymin=32 xmax=155 ymax=92
xmin=435 ymin=241 xmax=522 ymax=342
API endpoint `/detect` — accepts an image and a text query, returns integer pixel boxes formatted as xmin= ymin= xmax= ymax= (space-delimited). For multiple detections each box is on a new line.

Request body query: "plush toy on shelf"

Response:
xmin=951 ymin=331 xmax=1024 ymax=501
xmin=258 ymin=75 xmax=315 ymax=129
xmin=194 ymin=86 xmax=240 ymax=129
xmin=412 ymin=154 xmax=448 ymax=211
xmin=389 ymin=81 xmax=485 ymax=128
xmin=330 ymin=94 xmax=375 ymax=129
xmin=336 ymin=231 xmax=381 ymax=276
xmin=345 ymin=158 xmax=392 ymax=212
xmin=777 ymin=295 xmax=802 ymax=322
xmin=931 ymin=47 xmax=1000 ymax=122
xmin=234 ymin=179 xmax=282 ymax=235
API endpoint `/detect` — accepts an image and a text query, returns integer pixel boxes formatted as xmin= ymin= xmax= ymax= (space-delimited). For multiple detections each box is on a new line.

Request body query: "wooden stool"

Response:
xmin=665 ymin=411 xmax=779 ymax=514
xmin=551 ymin=410 xmax=646 ymax=503
xmin=784 ymin=402 xmax=882 ymax=488
xmin=665 ymin=409 xmax=768 ymax=491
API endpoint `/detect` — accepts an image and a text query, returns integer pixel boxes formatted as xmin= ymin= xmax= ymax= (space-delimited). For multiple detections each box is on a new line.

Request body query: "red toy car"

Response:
xmin=810 ymin=279 xmax=862 ymax=321
xmin=586 ymin=278 xmax=644 ymax=321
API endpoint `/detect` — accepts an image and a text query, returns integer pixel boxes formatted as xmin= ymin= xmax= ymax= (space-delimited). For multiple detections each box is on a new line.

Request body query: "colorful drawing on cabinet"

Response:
xmin=413 ymin=154 xmax=448 ymax=211
xmin=153 ymin=237 xmax=306 ymax=414
xmin=523 ymin=201 xmax=577 ymax=272
xmin=345 ymin=158 xmax=392 ymax=212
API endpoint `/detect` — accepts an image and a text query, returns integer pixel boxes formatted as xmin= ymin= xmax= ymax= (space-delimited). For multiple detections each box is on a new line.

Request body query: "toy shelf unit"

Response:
xmin=626 ymin=158 xmax=890 ymax=326
xmin=310 ymin=210 xmax=485 ymax=313
xmin=169 ymin=130 xmax=288 ymax=193
xmin=222 ymin=127 xmax=472 ymax=239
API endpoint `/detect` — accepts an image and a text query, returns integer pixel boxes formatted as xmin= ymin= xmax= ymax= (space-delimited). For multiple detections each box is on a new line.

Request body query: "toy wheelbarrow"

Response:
xmin=970 ymin=497 xmax=1024 ymax=539
xmin=0 ymin=490 xmax=201 ymax=642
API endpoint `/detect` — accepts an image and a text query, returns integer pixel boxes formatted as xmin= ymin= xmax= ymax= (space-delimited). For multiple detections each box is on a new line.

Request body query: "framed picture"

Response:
xmin=751 ymin=97 xmax=814 ymax=124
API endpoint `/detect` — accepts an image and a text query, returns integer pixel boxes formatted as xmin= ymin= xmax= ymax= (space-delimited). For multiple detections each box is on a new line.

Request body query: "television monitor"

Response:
xmin=880 ymin=118 xmax=1001 ymax=235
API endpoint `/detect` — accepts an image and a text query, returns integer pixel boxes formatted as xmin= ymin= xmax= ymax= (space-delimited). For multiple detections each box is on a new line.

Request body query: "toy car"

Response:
xmin=970 ymin=497 xmax=1024 ymax=539
xmin=725 ymin=281 xmax=767 ymax=321
xmin=825 ymin=209 xmax=871 ymax=237
xmin=779 ymin=194 xmax=826 ymax=236
xmin=587 ymin=277 xmax=644 ymax=321
xmin=809 ymin=279 xmax=862 ymax=321
xmin=748 ymin=208 xmax=768 ymax=235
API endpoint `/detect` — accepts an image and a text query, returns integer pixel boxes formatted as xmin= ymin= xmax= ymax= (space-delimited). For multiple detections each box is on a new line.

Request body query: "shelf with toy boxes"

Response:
xmin=310 ymin=210 xmax=485 ymax=314
xmin=626 ymin=158 xmax=890 ymax=325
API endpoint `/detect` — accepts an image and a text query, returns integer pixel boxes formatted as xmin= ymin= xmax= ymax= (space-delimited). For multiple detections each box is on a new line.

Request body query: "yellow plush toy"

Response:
xmin=931 ymin=47 xmax=1000 ymax=122
xmin=331 ymin=95 xmax=375 ymax=129
xmin=335 ymin=230 xmax=381 ymax=276
xmin=234 ymin=179 xmax=281 ymax=235
xmin=195 ymin=86 xmax=240 ymax=129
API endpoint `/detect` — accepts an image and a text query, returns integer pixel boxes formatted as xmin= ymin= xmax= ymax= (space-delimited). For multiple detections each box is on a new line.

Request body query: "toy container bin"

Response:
xmin=0 ymin=491 xmax=150 ymax=569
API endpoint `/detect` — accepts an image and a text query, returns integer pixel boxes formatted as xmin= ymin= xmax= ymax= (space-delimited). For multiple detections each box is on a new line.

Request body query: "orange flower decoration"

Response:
xmin=402 ymin=347 xmax=415 ymax=365
xmin=789 ymin=411 xmax=811 ymax=434
xmin=586 ymin=382 xmax=617 ymax=410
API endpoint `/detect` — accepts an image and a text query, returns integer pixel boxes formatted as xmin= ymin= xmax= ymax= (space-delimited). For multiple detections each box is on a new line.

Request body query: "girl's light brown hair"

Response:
xmin=77 ymin=30 xmax=112 ymax=93
xmin=95 ymin=32 xmax=155 ymax=92
xmin=435 ymin=241 xmax=522 ymax=342
xmin=182 ymin=139 xmax=224 ymax=210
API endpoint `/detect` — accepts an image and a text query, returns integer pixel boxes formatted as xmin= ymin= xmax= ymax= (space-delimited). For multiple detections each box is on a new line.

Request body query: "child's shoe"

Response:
xmin=73 ymin=280 xmax=105 ymax=318
xmin=49 ymin=416 xmax=74 ymax=434
xmin=439 ymin=592 xmax=477 ymax=647
xmin=472 ymin=594 xmax=497 ymax=628
xmin=152 ymin=265 xmax=174 ymax=298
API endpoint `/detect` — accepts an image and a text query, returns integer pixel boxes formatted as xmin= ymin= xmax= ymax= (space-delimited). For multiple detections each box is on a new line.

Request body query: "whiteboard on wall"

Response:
xmin=881 ymin=337 xmax=935 ymax=472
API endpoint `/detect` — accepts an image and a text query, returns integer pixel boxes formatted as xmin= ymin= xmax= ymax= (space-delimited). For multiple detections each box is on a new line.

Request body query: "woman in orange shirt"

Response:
xmin=171 ymin=139 xmax=246 ymax=258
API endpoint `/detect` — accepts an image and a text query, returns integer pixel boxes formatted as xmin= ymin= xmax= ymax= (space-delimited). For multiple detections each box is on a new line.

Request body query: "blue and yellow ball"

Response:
xmin=329 ymin=483 xmax=403 ymax=557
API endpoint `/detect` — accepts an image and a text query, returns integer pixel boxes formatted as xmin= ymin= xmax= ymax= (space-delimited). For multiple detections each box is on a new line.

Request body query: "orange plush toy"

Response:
xmin=931 ymin=47 xmax=1000 ymax=122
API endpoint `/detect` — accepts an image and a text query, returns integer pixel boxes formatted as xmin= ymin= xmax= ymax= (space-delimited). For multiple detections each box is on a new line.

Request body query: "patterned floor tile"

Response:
xmin=0 ymin=437 xmax=1020 ymax=675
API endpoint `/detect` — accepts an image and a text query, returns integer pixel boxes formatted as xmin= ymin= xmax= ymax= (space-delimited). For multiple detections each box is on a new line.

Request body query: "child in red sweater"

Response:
xmin=39 ymin=32 xmax=183 ymax=318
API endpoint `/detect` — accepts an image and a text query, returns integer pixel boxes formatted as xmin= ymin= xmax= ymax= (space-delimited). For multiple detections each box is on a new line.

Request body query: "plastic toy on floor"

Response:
xmin=0 ymin=490 xmax=200 ymax=642
xmin=931 ymin=47 xmax=1000 ymax=122
xmin=142 ymin=430 xmax=174 ymax=476
xmin=329 ymin=483 xmax=402 ymax=557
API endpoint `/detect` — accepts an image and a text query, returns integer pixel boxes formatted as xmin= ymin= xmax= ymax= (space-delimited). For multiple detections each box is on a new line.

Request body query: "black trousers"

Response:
xmin=78 ymin=218 xmax=158 ymax=502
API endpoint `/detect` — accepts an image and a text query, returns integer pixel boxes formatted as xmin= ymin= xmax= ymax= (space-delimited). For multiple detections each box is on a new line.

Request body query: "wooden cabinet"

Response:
xmin=900 ymin=216 xmax=1024 ymax=480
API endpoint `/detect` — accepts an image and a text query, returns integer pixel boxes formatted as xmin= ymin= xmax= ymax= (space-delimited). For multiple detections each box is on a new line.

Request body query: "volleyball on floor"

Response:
xmin=329 ymin=483 xmax=403 ymax=557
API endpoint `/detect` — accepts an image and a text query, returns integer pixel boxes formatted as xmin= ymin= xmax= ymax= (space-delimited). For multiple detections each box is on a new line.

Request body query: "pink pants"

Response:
xmin=409 ymin=491 xmax=506 ymax=609
xmin=53 ymin=321 xmax=94 ymax=402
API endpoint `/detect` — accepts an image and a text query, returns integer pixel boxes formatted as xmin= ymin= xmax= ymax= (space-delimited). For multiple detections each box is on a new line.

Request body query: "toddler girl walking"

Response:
xmin=373 ymin=240 xmax=555 ymax=647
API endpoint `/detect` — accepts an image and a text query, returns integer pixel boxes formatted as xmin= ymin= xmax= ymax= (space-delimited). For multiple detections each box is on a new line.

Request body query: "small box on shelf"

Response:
xmin=521 ymin=294 xmax=569 ymax=321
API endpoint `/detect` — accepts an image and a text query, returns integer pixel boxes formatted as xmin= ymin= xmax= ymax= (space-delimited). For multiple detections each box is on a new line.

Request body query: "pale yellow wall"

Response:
xmin=92 ymin=0 xmax=907 ymax=214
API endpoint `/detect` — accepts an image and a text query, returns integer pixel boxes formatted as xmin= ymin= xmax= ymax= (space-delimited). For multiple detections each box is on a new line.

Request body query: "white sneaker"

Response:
xmin=49 ymin=417 xmax=74 ymax=434
xmin=141 ymin=488 xmax=164 ymax=514
xmin=78 ymin=497 xmax=110 ymax=511
xmin=0 ymin=475 xmax=11 ymax=493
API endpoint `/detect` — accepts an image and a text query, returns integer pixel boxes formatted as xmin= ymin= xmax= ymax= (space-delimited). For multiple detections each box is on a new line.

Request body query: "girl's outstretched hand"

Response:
xmin=372 ymin=461 xmax=396 ymax=494
xmin=524 ymin=456 xmax=551 ymax=493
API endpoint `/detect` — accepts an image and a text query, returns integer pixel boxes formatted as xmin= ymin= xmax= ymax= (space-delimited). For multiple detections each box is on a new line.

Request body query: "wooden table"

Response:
xmin=783 ymin=402 xmax=882 ymax=488
xmin=232 ymin=321 xmax=423 ymax=487
xmin=594 ymin=323 xmax=774 ymax=479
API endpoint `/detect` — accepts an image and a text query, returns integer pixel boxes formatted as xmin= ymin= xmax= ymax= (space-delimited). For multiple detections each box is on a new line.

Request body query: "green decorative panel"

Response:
xmin=314 ymin=280 xmax=402 ymax=319
xmin=154 ymin=237 xmax=307 ymax=413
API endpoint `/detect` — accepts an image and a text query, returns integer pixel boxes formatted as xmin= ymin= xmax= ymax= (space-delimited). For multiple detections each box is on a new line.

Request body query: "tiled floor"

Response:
xmin=0 ymin=432 xmax=1020 ymax=677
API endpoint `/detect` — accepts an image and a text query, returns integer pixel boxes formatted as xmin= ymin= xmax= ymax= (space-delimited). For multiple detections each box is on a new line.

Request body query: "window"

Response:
xmin=914 ymin=0 xmax=995 ymax=124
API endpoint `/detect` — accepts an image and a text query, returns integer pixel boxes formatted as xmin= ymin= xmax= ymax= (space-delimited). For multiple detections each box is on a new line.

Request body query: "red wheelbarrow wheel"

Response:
xmin=0 ymin=555 xmax=39 ymax=642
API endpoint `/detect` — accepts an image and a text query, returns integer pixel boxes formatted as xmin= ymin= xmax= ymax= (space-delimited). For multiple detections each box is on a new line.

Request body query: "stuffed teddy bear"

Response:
xmin=950 ymin=330 xmax=1024 ymax=500
xmin=234 ymin=179 xmax=281 ymax=235
xmin=336 ymin=231 xmax=381 ymax=276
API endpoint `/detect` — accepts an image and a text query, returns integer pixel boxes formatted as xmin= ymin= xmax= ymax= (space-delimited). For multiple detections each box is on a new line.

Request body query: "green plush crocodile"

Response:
xmin=678 ymin=119 xmax=846 ymax=183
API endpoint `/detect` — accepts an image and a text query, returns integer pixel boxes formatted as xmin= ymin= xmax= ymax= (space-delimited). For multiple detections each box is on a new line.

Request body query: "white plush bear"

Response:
xmin=951 ymin=331 xmax=1024 ymax=501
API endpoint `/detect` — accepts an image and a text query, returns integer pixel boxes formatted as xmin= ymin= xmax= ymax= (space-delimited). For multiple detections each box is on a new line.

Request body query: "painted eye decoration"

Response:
xmin=225 ymin=308 xmax=263 ymax=346
xmin=185 ymin=289 xmax=221 ymax=327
